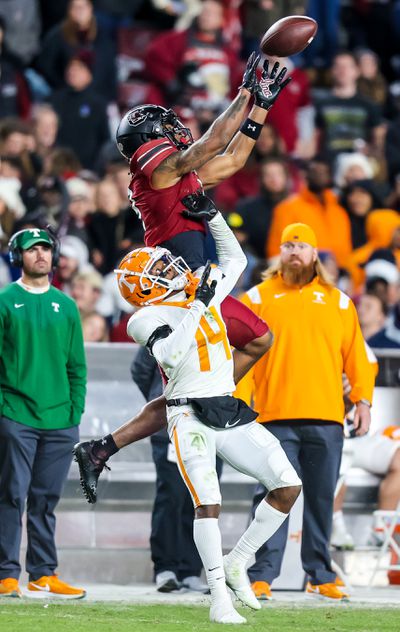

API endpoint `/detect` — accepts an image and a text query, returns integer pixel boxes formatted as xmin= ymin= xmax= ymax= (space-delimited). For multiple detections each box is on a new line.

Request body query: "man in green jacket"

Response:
xmin=0 ymin=228 xmax=87 ymax=599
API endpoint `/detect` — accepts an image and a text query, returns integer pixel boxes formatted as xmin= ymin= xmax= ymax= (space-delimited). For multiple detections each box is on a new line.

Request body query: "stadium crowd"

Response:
xmin=0 ymin=0 xmax=399 ymax=347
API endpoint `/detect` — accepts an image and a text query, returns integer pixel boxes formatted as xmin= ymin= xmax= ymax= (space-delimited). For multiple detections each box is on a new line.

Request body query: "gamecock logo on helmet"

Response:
xmin=127 ymin=109 xmax=149 ymax=127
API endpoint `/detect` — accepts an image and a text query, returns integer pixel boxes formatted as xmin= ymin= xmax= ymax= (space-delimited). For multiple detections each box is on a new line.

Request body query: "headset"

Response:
xmin=8 ymin=225 xmax=61 ymax=268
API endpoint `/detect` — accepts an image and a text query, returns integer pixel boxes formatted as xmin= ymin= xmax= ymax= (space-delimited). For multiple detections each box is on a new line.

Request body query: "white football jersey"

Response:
xmin=128 ymin=270 xmax=234 ymax=399
xmin=127 ymin=213 xmax=247 ymax=400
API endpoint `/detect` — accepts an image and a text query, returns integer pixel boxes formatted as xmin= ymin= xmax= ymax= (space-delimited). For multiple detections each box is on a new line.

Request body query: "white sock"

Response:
xmin=227 ymin=500 xmax=288 ymax=565
xmin=193 ymin=517 xmax=229 ymax=603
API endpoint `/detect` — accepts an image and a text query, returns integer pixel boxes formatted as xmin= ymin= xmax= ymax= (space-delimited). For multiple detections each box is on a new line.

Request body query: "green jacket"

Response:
xmin=0 ymin=282 xmax=87 ymax=429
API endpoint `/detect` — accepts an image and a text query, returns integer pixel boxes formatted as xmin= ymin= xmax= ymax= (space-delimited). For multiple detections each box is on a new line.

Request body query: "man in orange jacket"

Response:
xmin=236 ymin=222 xmax=375 ymax=601
xmin=266 ymin=157 xmax=352 ymax=267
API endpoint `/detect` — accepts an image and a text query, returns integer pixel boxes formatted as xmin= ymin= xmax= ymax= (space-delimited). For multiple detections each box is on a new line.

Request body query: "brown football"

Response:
xmin=260 ymin=15 xmax=318 ymax=57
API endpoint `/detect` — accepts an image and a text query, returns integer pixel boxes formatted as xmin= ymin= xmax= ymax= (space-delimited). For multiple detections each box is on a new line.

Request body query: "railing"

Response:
xmin=64 ymin=344 xmax=400 ymax=511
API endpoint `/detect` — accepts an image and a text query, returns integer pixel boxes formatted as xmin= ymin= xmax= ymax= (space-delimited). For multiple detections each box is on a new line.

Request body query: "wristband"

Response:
xmin=240 ymin=118 xmax=263 ymax=140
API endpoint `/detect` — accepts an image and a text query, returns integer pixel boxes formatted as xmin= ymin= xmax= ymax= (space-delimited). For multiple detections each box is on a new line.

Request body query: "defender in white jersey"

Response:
xmin=115 ymin=195 xmax=302 ymax=624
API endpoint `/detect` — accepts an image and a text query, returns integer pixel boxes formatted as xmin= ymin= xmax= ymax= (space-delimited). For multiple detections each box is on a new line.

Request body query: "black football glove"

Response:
xmin=254 ymin=59 xmax=291 ymax=110
xmin=240 ymin=51 xmax=260 ymax=93
xmin=195 ymin=261 xmax=217 ymax=307
xmin=182 ymin=192 xmax=219 ymax=222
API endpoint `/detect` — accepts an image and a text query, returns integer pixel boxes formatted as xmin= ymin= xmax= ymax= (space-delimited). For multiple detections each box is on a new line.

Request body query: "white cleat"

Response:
xmin=223 ymin=555 xmax=261 ymax=610
xmin=210 ymin=599 xmax=247 ymax=624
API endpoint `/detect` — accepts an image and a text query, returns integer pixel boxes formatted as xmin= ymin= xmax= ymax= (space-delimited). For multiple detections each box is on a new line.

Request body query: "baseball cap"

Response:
xmin=281 ymin=223 xmax=317 ymax=248
xmin=17 ymin=229 xmax=52 ymax=251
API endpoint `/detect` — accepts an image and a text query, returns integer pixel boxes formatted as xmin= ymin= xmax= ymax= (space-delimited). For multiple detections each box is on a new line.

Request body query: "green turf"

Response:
xmin=1 ymin=602 xmax=400 ymax=632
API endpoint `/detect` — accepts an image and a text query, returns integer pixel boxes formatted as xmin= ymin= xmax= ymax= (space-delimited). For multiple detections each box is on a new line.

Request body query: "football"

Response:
xmin=260 ymin=15 xmax=318 ymax=58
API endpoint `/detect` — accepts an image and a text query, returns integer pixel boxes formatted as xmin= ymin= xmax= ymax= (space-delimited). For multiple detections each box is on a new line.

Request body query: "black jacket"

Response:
xmin=51 ymin=85 xmax=110 ymax=170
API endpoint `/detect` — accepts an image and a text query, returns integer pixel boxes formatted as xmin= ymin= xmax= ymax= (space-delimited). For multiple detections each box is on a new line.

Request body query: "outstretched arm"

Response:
xmin=150 ymin=53 xmax=260 ymax=189
xmin=198 ymin=60 xmax=291 ymax=188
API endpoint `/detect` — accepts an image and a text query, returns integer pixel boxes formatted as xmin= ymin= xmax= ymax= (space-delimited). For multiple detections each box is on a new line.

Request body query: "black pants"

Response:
xmin=150 ymin=437 xmax=223 ymax=580
xmin=0 ymin=417 xmax=79 ymax=581
xmin=248 ymin=421 xmax=343 ymax=586
xmin=160 ymin=230 xmax=206 ymax=271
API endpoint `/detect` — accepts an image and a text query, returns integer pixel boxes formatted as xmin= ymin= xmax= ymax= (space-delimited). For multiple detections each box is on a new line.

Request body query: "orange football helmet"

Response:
xmin=115 ymin=246 xmax=196 ymax=306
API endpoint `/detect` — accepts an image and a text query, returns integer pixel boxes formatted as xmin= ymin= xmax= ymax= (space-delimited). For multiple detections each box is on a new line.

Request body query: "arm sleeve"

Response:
xmin=67 ymin=307 xmax=87 ymax=425
xmin=129 ymin=301 xmax=207 ymax=370
xmin=339 ymin=294 xmax=376 ymax=404
xmin=207 ymin=212 xmax=247 ymax=301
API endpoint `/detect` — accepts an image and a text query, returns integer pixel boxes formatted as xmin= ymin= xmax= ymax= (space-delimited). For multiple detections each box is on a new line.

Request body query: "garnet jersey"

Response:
xmin=128 ymin=138 xmax=206 ymax=247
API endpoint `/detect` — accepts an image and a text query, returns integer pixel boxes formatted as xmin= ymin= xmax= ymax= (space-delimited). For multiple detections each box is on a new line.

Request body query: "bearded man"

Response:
xmin=235 ymin=222 xmax=376 ymax=602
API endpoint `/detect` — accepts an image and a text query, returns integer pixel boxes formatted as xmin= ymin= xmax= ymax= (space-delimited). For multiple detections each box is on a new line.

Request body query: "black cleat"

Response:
xmin=73 ymin=441 xmax=109 ymax=504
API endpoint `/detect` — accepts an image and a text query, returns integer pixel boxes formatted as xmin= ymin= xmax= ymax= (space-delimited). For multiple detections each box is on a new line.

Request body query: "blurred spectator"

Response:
xmin=88 ymin=179 xmax=144 ymax=275
xmin=343 ymin=0 xmax=398 ymax=82
xmin=385 ymin=174 xmax=400 ymax=212
xmin=52 ymin=234 xmax=90 ymax=294
xmin=365 ymin=249 xmax=400 ymax=309
xmin=214 ymin=123 xmax=285 ymax=212
xmin=30 ymin=175 xmax=69 ymax=228
xmin=0 ymin=0 xmax=41 ymax=65
xmin=267 ymin=156 xmax=352 ymax=267
xmin=50 ymin=52 xmax=110 ymax=170
xmin=76 ymin=169 xmax=99 ymax=206
xmin=70 ymin=269 xmax=103 ymax=317
xmin=63 ymin=177 xmax=93 ymax=243
xmin=318 ymin=250 xmax=352 ymax=295
xmin=314 ymin=52 xmax=384 ymax=158
xmin=367 ymin=301 xmax=400 ymax=349
xmin=0 ymin=179 xmax=25 ymax=247
xmin=356 ymin=48 xmax=388 ymax=108
xmin=81 ymin=312 xmax=109 ymax=341
xmin=39 ymin=0 xmax=70 ymax=36
xmin=356 ymin=292 xmax=388 ymax=341
xmin=0 ymin=118 xmax=40 ymax=182
xmin=224 ymin=211 xmax=259 ymax=296
xmin=234 ymin=157 xmax=290 ymax=259
xmin=346 ymin=211 xmax=400 ymax=292
xmin=263 ymin=56 xmax=314 ymax=157
xmin=31 ymin=104 xmax=59 ymax=160
xmin=43 ymin=146 xmax=81 ymax=179
xmin=0 ymin=17 xmax=31 ymax=119
xmin=341 ymin=179 xmax=383 ymax=249
xmin=385 ymin=114 xmax=400 ymax=182
xmin=0 ymin=154 xmax=22 ymax=179
xmin=241 ymin=1 xmax=307 ymax=59
xmin=37 ymin=0 xmax=117 ymax=101
xmin=96 ymin=265 xmax=135 ymax=340
xmin=151 ymin=0 xmax=202 ymax=31
xmin=300 ymin=0 xmax=340 ymax=70
xmin=106 ymin=160 xmax=132 ymax=208
xmin=334 ymin=152 xmax=374 ymax=189
xmin=332 ymin=426 xmax=400 ymax=550
xmin=145 ymin=0 xmax=241 ymax=110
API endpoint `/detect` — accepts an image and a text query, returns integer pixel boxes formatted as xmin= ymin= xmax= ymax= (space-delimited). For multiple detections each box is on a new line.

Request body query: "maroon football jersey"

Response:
xmin=128 ymin=138 xmax=206 ymax=247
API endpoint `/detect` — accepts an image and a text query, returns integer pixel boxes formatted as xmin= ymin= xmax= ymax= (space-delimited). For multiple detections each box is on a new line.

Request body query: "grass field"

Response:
xmin=1 ymin=602 xmax=400 ymax=632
